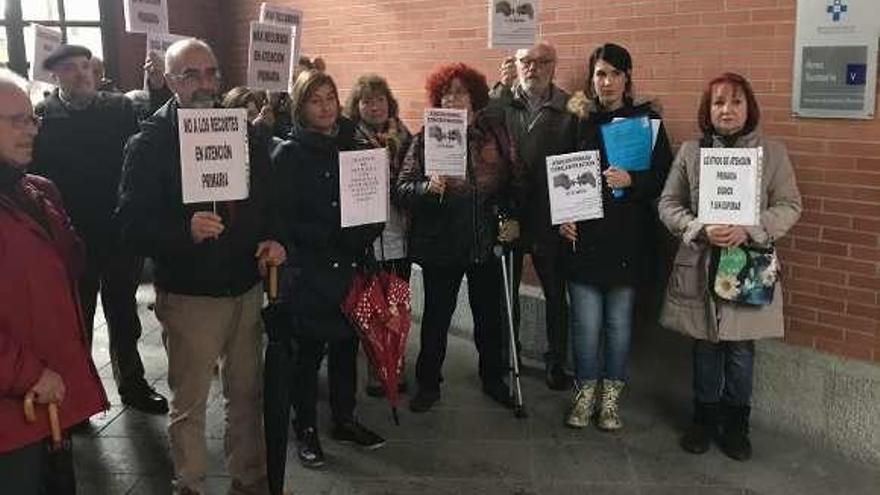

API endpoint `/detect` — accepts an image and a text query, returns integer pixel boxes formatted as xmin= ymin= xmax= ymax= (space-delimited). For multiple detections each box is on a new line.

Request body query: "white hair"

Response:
xmin=0 ymin=67 xmax=30 ymax=95
xmin=165 ymin=38 xmax=215 ymax=75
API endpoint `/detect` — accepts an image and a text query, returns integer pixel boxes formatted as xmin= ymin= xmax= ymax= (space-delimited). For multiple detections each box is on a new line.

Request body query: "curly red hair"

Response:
xmin=425 ymin=62 xmax=489 ymax=111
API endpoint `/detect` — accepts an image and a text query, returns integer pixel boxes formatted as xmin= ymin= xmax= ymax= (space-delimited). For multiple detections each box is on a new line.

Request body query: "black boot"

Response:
xmin=719 ymin=404 xmax=752 ymax=461
xmin=680 ymin=401 xmax=719 ymax=455
xmin=296 ymin=427 xmax=325 ymax=468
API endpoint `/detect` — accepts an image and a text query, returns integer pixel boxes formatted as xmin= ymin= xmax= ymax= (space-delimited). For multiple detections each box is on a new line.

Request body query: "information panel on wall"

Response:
xmin=792 ymin=0 xmax=880 ymax=119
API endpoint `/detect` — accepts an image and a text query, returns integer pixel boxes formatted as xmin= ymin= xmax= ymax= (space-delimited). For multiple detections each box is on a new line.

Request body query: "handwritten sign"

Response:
xmin=339 ymin=148 xmax=389 ymax=228
xmin=698 ymin=147 xmax=762 ymax=226
xmin=259 ymin=2 xmax=302 ymax=81
xmin=177 ymin=109 xmax=250 ymax=204
xmin=27 ymin=24 xmax=62 ymax=84
xmin=247 ymin=22 xmax=294 ymax=92
xmin=546 ymin=151 xmax=604 ymax=225
xmin=124 ymin=0 xmax=169 ymax=33
xmin=423 ymin=108 xmax=468 ymax=177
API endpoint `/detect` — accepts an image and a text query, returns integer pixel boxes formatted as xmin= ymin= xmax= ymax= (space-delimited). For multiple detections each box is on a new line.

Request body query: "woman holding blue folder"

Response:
xmin=561 ymin=43 xmax=673 ymax=431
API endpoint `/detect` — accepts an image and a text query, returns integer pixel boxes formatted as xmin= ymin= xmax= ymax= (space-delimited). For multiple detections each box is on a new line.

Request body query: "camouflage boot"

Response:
xmin=597 ymin=379 xmax=625 ymax=431
xmin=565 ymin=380 xmax=597 ymax=429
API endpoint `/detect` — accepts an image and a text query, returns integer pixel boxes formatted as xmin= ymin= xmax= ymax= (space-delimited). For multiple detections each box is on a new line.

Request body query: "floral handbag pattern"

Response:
xmin=710 ymin=244 xmax=778 ymax=306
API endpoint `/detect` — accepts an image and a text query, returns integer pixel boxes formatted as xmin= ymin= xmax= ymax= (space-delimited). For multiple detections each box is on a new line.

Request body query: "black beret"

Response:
xmin=43 ymin=44 xmax=92 ymax=71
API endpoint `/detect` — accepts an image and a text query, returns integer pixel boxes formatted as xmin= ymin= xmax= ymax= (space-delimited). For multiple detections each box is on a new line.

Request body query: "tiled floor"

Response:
xmin=76 ymin=285 xmax=880 ymax=494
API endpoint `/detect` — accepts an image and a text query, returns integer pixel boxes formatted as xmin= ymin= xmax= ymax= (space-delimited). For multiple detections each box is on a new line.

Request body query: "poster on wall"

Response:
xmin=26 ymin=24 xmax=62 ymax=84
xmin=177 ymin=109 xmax=250 ymax=204
xmin=124 ymin=0 xmax=169 ymax=34
xmin=259 ymin=2 xmax=303 ymax=82
xmin=792 ymin=0 xmax=880 ymax=119
xmin=697 ymin=148 xmax=762 ymax=226
xmin=247 ymin=21 xmax=294 ymax=92
xmin=488 ymin=0 xmax=539 ymax=48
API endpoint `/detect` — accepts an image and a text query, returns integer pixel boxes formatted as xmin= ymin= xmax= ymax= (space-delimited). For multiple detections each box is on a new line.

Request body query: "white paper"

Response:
xmin=144 ymin=32 xmax=188 ymax=89
xmin=124 ymin=0 xmax=169 ymax=34
xmin=339 ymin=148 xmax=389 ymax=228
xmin=27 ymin=24 xmax=62 ymax=84
xmin=489 ymin=0 xmax=539 ymax=48
xmin=546 ymin=151 xmax=604 ymax=225
xmin=423 ymin=108 xmax=468 ymax=177
xmin=247 ymin=22 xmax=294 ymax=92
xmin=698 ymin=147 xmax=762 ymax=226
xmin=178 ymin=109 xmax=250 ymax=204
xmin=259 ymin=3 xmax=302 ymax=83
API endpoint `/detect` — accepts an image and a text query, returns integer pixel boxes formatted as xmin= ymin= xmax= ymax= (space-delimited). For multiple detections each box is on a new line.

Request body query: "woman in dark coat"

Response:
xmin=560 ymin=43 xmax=673 ymax=431
xmin=272 ymin=70 xmax=385 ymax=469
xmin=397 ymin=63 xmax=526 ymax=413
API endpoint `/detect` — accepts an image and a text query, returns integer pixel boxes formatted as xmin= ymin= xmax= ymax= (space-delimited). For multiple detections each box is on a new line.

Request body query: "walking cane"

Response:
xmin=496 ymin=216 xmax=527 ymax=419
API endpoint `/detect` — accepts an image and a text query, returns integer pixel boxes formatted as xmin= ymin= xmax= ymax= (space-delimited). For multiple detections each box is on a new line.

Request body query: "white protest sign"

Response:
xmin=247 ymin=22 xmax=294 ymax=92
xmin=259 ymin=3 xmax=302 ymax=81
xmin=177 ymin=109 xmax=250 ymax=204
xmin=144 ymin=32 xmax=188 ymax=89
xmin=26 ymin=24 xmax=62 ymax=84
xmin=423 ymin=108 xmax=468 ymax=178
xmin=124 ymin=0 xmax=169 ymax=33
xmin=339 ymin=148 xmax=389 ymax=228
xmin=546 ymin=151 xmax=604 ymax=225
xmin=489 ymin=0 xmax=539 ymax=48
xmin=698 ymin=147 xmax=762 ymax=226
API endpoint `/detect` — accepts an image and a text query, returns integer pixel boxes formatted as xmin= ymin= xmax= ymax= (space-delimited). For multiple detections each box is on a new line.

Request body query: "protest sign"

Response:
xmin=339 ymin=148 xmax=389 ymax=228
xmin=144 ymin=32 xmax=188 ymax=89
xmin=247 ymin=21 xmax=294 ymax=92
xmin=546 ymin=151 xmax=604 ymax=225
xmin=177 ymin=109 xmax=250 ymax=204
xmin=27 ymin=24 xmax=62 ymax=84
xmin=423 ymin=108 xmax=468 ymax=177
xmin=124 ymin=0 xmax=169 ymax=33
xmin=489 ymin=0 xmax=539 ymax=48
xmin=698 ymin=147 xmax=762 ymax=226
xmin=259 ymin=2 xmax=302 ymax=80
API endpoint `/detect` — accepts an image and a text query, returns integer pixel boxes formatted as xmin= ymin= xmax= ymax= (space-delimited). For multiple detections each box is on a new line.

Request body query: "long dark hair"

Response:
xmin=585 ymin=43 xmax=633 ymax=106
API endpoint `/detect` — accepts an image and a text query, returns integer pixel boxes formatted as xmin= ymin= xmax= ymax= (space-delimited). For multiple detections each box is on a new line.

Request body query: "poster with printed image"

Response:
xmin=546 ymin=151 xmax=604 ymax=225
xmin=247 ymin=21 xmax=295 ymax=92
xmin=698 ymin=147 xmax=762 ymax=226
xmin=177 ymin=109 xmax=250 ymax=204
xmin=26 ymin=24 xmax=62 ymax=84
xmin=489 ymin=0 xmax=539 ymax=48
xmin=124 ymin=0 xmax=169 ymax=33
xmin=423 ymin=108 xmax=468 ymax=178
xmin=339 ymin=148 xmax=389 ymax=228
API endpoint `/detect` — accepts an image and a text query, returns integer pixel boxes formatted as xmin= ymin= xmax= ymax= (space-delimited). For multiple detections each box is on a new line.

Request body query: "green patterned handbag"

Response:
xmin=710 ymin=244 xmax=778 ymax=306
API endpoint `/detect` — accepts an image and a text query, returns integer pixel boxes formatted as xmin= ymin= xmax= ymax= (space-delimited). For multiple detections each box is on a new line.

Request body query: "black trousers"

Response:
xmin=292 ymin=335 xmax=359 ymax=430
xmin=511 ymin=242 xmax=569 ymax=366
xmin=416 ymin=261 xmax=505 ymax=394
xmin=0 ymin=441 xmax=47 ymax=495
xmin=79 ymin=249 xmax=147 ymax=395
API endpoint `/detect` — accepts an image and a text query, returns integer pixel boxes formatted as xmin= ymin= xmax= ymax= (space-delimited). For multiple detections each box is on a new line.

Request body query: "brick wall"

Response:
xmin=214 ymin=0 xmax=879 ymax=363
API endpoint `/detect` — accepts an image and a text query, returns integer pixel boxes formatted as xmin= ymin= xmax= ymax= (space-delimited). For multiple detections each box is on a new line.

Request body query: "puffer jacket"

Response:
xmin=396 ymin=109 xmax=527 ymax=267
xmin=658 ymin=130 xmax=802 ymax=341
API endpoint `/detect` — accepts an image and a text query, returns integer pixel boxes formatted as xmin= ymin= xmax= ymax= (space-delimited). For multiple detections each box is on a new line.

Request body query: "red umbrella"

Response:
xmin=341 ymin=270 xmax=411 ymax=424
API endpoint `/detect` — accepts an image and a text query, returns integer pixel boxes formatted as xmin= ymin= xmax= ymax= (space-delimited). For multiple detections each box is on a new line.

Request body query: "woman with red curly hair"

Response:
xmin=397 ymin=63 xmax=527 ymax=413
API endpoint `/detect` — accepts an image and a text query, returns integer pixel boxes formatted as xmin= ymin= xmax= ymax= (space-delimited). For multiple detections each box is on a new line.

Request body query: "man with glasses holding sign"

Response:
xmin=117 ymin=39 xmax=285 ymax=494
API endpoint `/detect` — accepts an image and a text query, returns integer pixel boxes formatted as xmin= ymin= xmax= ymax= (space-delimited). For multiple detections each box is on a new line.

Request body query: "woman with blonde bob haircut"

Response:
xmin=658 ymin=72 xmax=801 ymax=461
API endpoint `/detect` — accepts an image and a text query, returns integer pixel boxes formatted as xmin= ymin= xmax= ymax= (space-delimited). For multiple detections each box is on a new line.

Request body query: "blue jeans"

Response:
xmin=568 ymin=283 xmax=635 ymax=382
xmin=692 ymin=339 xmax=755 ymax=406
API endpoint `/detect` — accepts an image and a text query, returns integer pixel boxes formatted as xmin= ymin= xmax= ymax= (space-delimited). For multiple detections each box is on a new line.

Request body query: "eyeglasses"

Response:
xmin=167 ymin=68 xmax=222 ymax=85
xmin=0 ymin=114 xmax=41 ymax=129
xmin=516 ymin=57 xmax=555 ymax=68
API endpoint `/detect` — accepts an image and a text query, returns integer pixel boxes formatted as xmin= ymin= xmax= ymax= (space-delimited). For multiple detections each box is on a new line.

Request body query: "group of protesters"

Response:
xmin=0 ymin=33 xmax=801 ymax=494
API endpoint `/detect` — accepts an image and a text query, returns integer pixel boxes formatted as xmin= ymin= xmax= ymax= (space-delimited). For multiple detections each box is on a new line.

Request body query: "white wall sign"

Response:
xmin=546 ymin=151 xmax=604 ymax=225
xmin=27 ymin=24 xmax=62 ymax=84
xmin=792 ymin=0 xmax=879 ymax=119
xmin=698 ymin=148 xmax=762 ymax=226
xmin=489 ymin=0 xmax=539 ymax=48
xmin=339 ymin=148 xmax=389 ymax=228
xmin=247 ymin=22 xmax=294 ymax=92
xmin=178 ymin=109 xmax=250 ymax=204
xmin=259 ymin=2 xmax=303 ymax=82
xmin=423 ymin=108 xmax=468 ymax=177
xmin=124 ymin=0 xmax=169 ymax=34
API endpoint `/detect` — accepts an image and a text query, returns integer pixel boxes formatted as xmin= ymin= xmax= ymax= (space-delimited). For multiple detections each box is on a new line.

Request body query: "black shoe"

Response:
xmin=680 ymin=401 xmax=719 ymax=455
xmin=719 ymin=404 xmax=752 ymax=461
xmin=482 ymin=380 xmax=513 ymax=409
xmin=121 ymin=384 xmax=169 ymax=414
xmin=366 ymin=383 xmax=385 ymax=398
xmin=332 ymin=420 xmax=386 ymax=450
xmin=409 ymin=389 xmax=440 ymax=413
xmin=545 ymin=362 xmax=571 ymax=391
xmin=296 ymin=427 xmax=325 ymax=468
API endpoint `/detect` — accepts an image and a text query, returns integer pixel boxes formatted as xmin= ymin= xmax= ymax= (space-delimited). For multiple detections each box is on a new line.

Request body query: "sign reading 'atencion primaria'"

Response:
xmin=698 ymin=148 xmax=762 ymax=226
xmin=178 ymin=109 xmax=250 ymax=204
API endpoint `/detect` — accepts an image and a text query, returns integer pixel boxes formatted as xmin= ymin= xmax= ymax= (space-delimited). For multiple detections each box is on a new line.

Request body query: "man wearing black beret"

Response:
xmin=31 ymin=44 xmax=168 ymax=416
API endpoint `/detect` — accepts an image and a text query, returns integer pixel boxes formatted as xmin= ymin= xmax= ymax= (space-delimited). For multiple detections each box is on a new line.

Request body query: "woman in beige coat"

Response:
xmin=658 ymin=72 xmax=801 ymax=461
